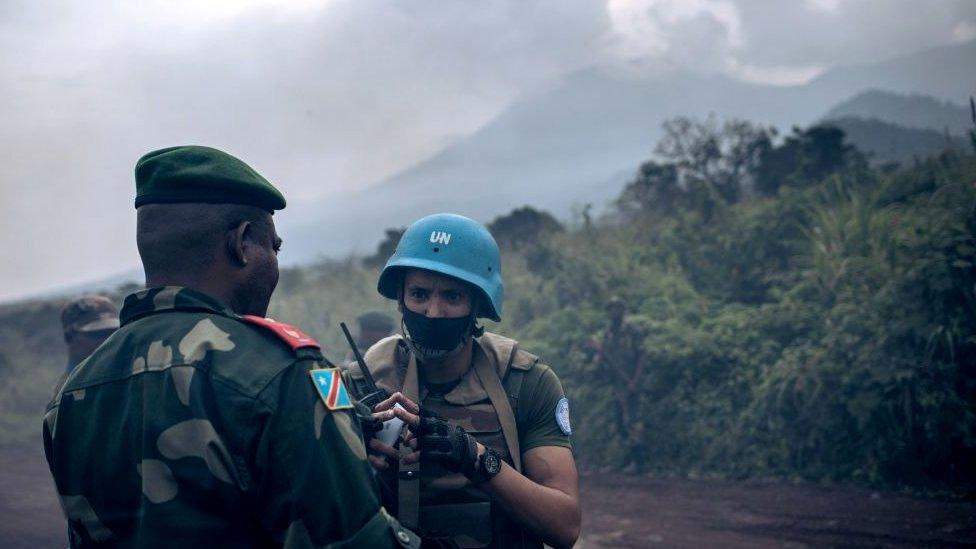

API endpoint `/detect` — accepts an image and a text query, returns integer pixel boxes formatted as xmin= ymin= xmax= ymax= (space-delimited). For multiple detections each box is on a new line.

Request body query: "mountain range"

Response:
xmin=281 ymin=40 xmax=976 ymax=263
xmin=824 ymin=89 xmax=971 ymax=135
xmin=10 ymin=40 xmax=974 ymax=303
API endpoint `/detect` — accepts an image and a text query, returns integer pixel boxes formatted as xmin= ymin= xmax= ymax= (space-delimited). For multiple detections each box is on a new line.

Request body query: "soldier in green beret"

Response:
xmin=43 ymin=145 xmax=417 ymax=548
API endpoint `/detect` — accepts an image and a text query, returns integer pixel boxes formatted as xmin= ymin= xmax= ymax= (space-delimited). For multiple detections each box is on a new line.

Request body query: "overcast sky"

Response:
xmin=2 ymin=0 xmax=973 ymax=302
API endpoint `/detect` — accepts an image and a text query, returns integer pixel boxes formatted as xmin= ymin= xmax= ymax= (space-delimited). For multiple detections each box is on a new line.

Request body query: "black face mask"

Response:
xmin=402 ymin=307 xmax=472 ymax=361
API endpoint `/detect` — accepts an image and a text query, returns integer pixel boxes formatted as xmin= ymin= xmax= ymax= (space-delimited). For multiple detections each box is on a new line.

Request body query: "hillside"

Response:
xmin=822 ymin=116 xmax=968 ymax=166
xmin=4 ymin=121 xmax=976 ymax=491
xmin=280 ymin=40 xmax=976 ymax=264
xmin=824 ymin=90 xmax=971 ymax=135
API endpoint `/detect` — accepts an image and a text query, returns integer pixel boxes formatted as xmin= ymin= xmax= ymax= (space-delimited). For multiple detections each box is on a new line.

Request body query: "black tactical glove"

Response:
xmin=414 ymin=409 xmax=478 ymax=478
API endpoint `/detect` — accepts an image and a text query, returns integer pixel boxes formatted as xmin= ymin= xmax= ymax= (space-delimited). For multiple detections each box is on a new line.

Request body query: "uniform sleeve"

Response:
xmin=518 ymin=364 xmax=573 ymax=452
xmin=252 ymin=359 xmax=418 ymax=548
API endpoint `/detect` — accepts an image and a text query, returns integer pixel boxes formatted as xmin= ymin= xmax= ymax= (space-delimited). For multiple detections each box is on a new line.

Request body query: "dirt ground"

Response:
xmin=577 ymin=473 xmax=976 ymax=548
xmin=3 ymin=444 xmax=974 ymax=548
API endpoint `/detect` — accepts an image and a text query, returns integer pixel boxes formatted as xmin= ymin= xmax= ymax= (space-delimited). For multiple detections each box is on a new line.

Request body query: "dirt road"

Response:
xmin=578 ymin=473 xmax=975 ymax=548
xmin=3 ymin=444 xmax=973 ymax=548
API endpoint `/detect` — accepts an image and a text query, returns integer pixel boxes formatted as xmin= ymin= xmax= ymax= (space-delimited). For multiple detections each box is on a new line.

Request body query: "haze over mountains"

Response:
xmin=824 ymin=90 xmax=971 ymax=135
xmin=282 ymin=40 xmax=976 ymax=263
xmin=824 ymin=116 xmax=968 ymax=167
xmin=9 ymin=40 xmax=973 ymax=302
xmin=820 ymin=89 xmax=971 ymax=166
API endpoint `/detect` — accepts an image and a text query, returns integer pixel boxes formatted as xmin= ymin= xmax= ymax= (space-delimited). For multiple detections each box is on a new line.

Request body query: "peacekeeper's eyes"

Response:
xmin=442 ymin=290 xmax=464 ymax=303
xmin=408 ymin=288 xmax=467 ymax=303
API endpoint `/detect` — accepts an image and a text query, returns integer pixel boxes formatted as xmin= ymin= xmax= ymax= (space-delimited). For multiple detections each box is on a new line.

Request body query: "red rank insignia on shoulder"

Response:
xmin=241 ymin=315 xmax=320 ymax=351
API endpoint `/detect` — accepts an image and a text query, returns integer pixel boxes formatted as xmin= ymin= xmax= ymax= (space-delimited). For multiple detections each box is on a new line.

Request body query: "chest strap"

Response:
xmin=396 ymin=345 xmax=529 ymax=534
xmin=474 ymin=356 xmax=522 ymax=473
xmin=504 ymin=367 xmax=525 ymax=431
xmin=397 ymin=352 xmax=421 ymax=531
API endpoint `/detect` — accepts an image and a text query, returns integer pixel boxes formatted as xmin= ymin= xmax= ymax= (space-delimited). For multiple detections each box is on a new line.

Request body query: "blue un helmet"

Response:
xmin=378 ymin=213 xmax=503 ymax=321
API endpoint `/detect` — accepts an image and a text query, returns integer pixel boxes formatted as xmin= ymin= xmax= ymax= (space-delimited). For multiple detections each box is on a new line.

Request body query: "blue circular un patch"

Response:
xmin=555 ymin=397 xmax=572 ymax=435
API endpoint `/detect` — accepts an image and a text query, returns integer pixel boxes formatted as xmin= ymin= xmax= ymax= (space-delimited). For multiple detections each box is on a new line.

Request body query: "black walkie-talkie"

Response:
xmin=340 ymin=321 xmax=389 ymax=410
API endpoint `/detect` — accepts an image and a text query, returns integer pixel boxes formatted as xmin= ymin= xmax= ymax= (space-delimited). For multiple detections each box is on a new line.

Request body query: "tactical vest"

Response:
xmin=345 ymin=332 xmax=544 ymax=549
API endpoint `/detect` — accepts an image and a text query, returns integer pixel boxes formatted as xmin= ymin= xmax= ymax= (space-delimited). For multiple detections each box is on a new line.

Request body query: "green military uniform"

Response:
xmin=345 ymin=331 xmax=571 ymax=548
xmin=44 ymin=286 xmax=417 ymax=548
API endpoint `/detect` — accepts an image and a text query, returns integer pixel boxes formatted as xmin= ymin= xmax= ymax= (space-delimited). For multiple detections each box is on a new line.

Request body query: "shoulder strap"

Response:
xmin=397 ymin=353 xmax=421 ymax=531
xmin=474 ymin=356 xmax=522 ymax=473
xmin=503 ymin=343 xmax=538 ymax=430
xmin=503 ymin=367 xmax=526 ymax=425
xmin=239 ymin=315 xmax=320 ymax=351
xmin=240 ymin=315 xmax=334 ymax=366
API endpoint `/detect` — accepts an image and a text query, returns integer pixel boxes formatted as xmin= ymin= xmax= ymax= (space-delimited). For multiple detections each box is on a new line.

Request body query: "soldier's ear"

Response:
xmin=227 ymin=221 xmax=249 ymax=267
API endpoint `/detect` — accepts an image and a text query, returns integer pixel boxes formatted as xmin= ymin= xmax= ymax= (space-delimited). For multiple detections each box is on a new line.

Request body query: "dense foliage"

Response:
xmin=508 ymin=122 xmax=976 ymax=489
xmin=1 ymin=117 xmax=973 ymax=493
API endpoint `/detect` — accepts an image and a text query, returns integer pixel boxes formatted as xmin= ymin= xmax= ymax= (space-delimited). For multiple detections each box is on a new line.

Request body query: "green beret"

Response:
xmin=135 ymin=145 xmax=286 ymax=212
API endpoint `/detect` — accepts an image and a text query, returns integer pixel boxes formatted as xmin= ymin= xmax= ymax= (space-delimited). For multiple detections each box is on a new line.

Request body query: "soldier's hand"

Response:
xmin=379 ymin=395 xmax=480 ymax=474
xmin=367 ymin=439 xmax=398 ymax=471
xmin=400 ymin=431 xmax=420 ymax=466
xmin=372 ymin=392 xmax=420 ymax=419
xmin=410 ymin=409 xmax=479 ymax=477
xmin=365 ymin=393 xmax=420 ymax=471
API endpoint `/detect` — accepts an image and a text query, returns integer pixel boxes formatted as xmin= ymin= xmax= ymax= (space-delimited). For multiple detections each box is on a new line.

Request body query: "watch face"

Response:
xmin=484 ymin=451 xmax=502 ymax=475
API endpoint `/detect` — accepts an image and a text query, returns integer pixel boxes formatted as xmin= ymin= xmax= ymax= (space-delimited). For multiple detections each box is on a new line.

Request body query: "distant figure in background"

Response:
xmin=60 ymin=295 xmax=120 ymax=373
xmin=353 ymin=311 xmax=395 ymax=355
xmin=588 ymin=296 xmax=650 ymax=472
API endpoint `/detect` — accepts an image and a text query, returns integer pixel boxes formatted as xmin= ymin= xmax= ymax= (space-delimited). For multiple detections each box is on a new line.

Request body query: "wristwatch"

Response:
xmin=471 ymin=447 xmax=503 ymax=484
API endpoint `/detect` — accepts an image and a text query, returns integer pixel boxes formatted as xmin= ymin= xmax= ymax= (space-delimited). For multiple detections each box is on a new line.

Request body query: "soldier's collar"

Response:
xmin=120 ymin=286 xmax=237 ymax=325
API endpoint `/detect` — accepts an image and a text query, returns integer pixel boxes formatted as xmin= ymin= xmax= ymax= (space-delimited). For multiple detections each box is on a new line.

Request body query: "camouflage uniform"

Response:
xmin=345 ymin=332 xmax=571 ymax=548
xmin=44 ymin=286 xmax=417 ymax=548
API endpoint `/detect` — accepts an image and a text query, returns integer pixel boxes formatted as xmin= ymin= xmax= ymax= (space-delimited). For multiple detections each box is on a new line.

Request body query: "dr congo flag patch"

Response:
xmin=310 ymin=368 xmax=354 ymax=410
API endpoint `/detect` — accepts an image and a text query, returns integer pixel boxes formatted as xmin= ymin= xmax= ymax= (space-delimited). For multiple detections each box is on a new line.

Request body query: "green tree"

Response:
xmin=363 ymin=227 xmax=405 ymax=268
xmin=487 ymin=206 xmax=563 ymax=251
xmin=755 ymin=125 xmax=867 ymax=196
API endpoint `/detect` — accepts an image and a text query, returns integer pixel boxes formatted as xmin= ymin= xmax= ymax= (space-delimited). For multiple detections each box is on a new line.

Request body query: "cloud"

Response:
xmin=732 ymin=62 xmax=825 ymax=86
xmin=804 ymin=0 xmax=843 ymax=14
xmin=953 ymin=20 xmax=976 ymax=43
xmin=0 ymin=0 xmax=972 ymax=300
xmin=0 ymin=0 xmax=608 ymax=300
xmin=606 ymin=0 xmax=744 ymax=73
xmin=604 ymin=0 xmax=975 ymax=85
xmin=604 ymin=0 xmax=825 ymax=85
xmin=733 ymin=0 xmax=976 ymax=67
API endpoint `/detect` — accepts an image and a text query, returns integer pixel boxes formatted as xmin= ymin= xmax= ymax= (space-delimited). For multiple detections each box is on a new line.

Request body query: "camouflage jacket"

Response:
xmin=43 ymin=286 xmax=417 ymax=549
